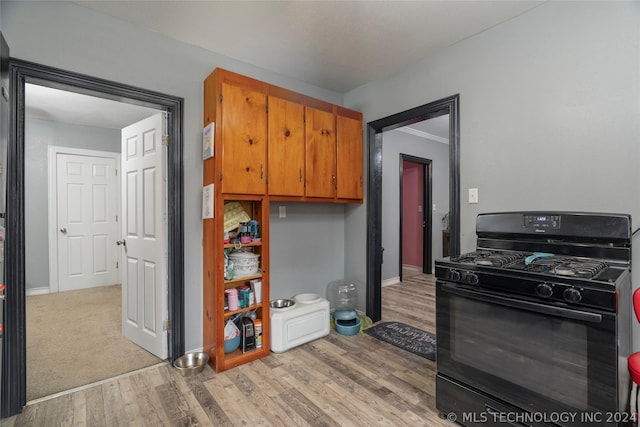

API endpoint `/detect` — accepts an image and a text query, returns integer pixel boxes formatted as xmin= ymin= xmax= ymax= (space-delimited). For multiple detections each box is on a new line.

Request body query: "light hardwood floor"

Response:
xmin=1 ymin=275 xmax=447 ymax=427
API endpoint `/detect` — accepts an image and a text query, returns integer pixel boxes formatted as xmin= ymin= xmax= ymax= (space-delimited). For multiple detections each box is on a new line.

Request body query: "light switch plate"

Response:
xmin=279 ymin=206 xmax=286 ymax=218
xmin=468 ymin=188 xmax=479 ymax=204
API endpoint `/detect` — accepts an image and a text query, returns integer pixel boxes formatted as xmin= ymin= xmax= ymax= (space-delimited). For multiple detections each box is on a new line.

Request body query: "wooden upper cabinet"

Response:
xmin=268 ymin=97 xmax=305 ymax=196
xmin=220 ymin=82 xmax=267 ymax=194
xmin=305 ymin=107 xmax=336 ymax=198
xmin=336 ymin=115 xmax=363 ymax=200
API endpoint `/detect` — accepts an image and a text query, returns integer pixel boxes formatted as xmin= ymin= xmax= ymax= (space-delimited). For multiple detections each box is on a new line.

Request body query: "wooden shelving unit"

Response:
xmin=202 ymin=195 xmax=270 ymax=372
xmin=202 ymin=67 xmax=363 ymax=372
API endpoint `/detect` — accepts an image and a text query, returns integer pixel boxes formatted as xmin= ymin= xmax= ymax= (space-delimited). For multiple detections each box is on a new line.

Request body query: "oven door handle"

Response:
xmin=441 ymin=283 xmax=603 ymax=324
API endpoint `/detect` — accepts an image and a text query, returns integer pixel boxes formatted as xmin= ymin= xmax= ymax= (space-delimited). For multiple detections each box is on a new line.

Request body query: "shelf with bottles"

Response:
xmin=202 ymin=192 xmax=270 ymax=372
xmin=224 ymin=277 xmax=263 ymax=313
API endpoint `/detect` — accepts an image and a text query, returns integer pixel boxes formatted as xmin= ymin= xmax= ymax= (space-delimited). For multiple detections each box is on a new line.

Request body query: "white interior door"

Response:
xmin=56 ymin=152 xmax=119 ymax=292
xmin=120 ymin=112 xmax=168 ymax=359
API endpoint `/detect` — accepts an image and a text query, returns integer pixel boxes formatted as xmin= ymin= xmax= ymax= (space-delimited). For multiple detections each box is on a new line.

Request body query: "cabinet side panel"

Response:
xmin=336 ymin=115 xmax=363 ymax=201
xmin=202 ymin=71 xmax=220 ymax=364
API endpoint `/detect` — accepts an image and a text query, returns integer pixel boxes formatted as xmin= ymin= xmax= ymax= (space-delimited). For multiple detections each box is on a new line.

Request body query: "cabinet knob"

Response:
xmin=284 ymin=129 xmax=291 ymax=137
xmin=248 ymin=138 xmax=254 ymax=145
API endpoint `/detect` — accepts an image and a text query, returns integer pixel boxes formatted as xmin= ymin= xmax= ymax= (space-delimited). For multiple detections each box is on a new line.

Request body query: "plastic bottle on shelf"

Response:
xmin=225 ymin=288 xmax=238 ymax=311
xmin=254 ymin=319 xmax=262 ymax=348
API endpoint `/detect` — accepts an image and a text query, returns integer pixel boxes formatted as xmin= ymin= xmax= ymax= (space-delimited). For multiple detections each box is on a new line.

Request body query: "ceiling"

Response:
xmin=26 ymin=84 xmax=160 ymax=130
xmin=74 ymin=0 xmax=543 ymax=93
xmin=26 ymin=1 xmax=544 ymax=136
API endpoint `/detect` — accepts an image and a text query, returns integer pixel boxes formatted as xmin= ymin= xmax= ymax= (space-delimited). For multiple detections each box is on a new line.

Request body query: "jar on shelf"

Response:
xmin=239 ymin=221 xmax=251 ymax=244
xmin=249 ymin=220 xmax=260 ymax=242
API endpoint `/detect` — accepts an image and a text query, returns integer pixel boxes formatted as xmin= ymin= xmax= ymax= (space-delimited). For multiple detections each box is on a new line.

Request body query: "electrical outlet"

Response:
xmin=468 ymin=188 xmax=479 ymax=204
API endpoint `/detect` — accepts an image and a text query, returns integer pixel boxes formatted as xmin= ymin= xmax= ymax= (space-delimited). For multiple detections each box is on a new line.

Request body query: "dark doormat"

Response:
xmin=365 ymin=321 xmax=436 ymax=361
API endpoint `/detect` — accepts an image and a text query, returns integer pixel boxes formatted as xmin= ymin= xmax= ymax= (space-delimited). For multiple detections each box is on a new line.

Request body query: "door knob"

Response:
xmin=116 ymin=239 xmax=126 ymax=247
xmin=60 ymin=227 xmax=67 ymax=234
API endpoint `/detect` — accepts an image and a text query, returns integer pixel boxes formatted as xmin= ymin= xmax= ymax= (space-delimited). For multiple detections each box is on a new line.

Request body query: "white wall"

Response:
xmin=381 ymin=129 xmax=449 ymax=281
xmin=343 ymin=1 xmax=640 ymax=343
xmin=25 ymin=118 xmax=120 ymax=290
xmin=2 ymin=1 xmax=344 ymax=352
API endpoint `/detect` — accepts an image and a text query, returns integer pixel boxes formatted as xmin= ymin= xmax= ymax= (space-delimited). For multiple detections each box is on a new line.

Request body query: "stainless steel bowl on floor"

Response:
xmin=173 ymin=352 xmax=209 ymax=377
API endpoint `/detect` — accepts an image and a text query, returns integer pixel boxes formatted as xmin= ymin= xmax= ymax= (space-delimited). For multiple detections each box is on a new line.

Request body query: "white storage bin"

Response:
xmin=270 ymin=294 xmax=330 ymax=353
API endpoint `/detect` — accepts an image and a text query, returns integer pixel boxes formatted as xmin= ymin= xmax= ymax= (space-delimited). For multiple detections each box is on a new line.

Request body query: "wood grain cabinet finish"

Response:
xmin=219 ymin=83 xmax=267 ymax=195
xmin=305 ymin=106 xmax=337 ymax=198
xmin=336 ymin=114 xmax=363 ymax=200
xmin=203 ymin=69 xmax=271 ymax=373
xmin=267 ymin=97 xmax=305 ymax=197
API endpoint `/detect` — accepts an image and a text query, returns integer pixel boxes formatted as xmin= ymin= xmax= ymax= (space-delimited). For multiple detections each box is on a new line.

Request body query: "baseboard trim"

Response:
xmin=402 ymin=264 xmax=422 ymax=272
xmin=26 ymin=287 xmax=50 ymax=296
xmin=382 ymin=277 xmax=400 ymax=287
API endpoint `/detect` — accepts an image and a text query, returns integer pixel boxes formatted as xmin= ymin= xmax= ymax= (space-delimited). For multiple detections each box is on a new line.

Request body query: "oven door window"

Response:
xmin=437 ymin=282 xmax=617 ymax=415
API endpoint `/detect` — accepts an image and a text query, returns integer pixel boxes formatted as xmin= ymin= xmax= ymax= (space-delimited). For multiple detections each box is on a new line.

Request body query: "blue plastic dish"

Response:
xmin=333 ymin=309 xmax=358 ymax=321
xmin=335 ymin=316 xmax=361 ymax=336
xmin=224 ymin=335 xmax=241 ymax=353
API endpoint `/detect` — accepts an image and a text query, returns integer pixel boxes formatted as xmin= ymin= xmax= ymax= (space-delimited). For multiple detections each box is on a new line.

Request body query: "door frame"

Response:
xmin=366 ymin=94 xmax=460 ymax=322
xmin=399 ymin=154 xmax=432 ymax=281
xmin=4 ymin=58 xmax=184 ymax=417
xmin=47 ymin=146 xmax=121 ymax=294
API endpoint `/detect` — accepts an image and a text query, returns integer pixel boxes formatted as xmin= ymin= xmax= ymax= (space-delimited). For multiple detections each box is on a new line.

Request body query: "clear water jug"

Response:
xmin=327 ymin=281 xmax=358 ymax=310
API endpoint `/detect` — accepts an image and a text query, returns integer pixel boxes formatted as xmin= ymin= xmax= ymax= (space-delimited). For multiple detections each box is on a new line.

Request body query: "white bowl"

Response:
xmin=294 ymin=293 xmax=322 ymax=304
xmin=228 ymin=252 xmax=260 ymax=277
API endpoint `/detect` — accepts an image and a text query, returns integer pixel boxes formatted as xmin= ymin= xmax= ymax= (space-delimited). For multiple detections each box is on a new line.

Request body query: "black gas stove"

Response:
xmin=435 ymin=249 xmax=627 ymax=312
xmin=435 ymin=212 xmax=631 ymax=312
xmin=435 ymin=212 xmax=632 ymax=427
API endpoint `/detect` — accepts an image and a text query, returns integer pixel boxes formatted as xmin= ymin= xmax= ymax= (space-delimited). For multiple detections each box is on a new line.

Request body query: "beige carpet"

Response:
xmin=26 ymin=284 xmax=162 ymax=401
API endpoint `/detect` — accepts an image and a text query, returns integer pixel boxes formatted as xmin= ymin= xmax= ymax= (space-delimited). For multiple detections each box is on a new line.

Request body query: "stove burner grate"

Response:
xmin=514 ymin=256 xmax=608 ymax=278
xmin=451 ymin=251 xmax=526 ymax=267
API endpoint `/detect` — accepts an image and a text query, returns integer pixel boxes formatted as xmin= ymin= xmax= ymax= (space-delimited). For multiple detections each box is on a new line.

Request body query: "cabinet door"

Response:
xmin=220 ymin=83 xmax=267 ymax=194
xmin=305 ymin=107 xmax=336 ymax=198
xmin=268 ymin=97 xmax=305 ymax=196
xmin=336 ymin=115 xmax=363 ymax=200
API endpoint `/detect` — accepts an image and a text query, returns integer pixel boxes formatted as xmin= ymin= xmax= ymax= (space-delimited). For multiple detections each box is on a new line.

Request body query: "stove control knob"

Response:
xmin=563 ymin=287 xmax=582 ymax=303
xmin=449 ymin=270 xmax=461 ymax=281
xmin=536 ymin=283 xmax=554 ymax=298
xmin=467 ymin=273 xmax=479 ymax=285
